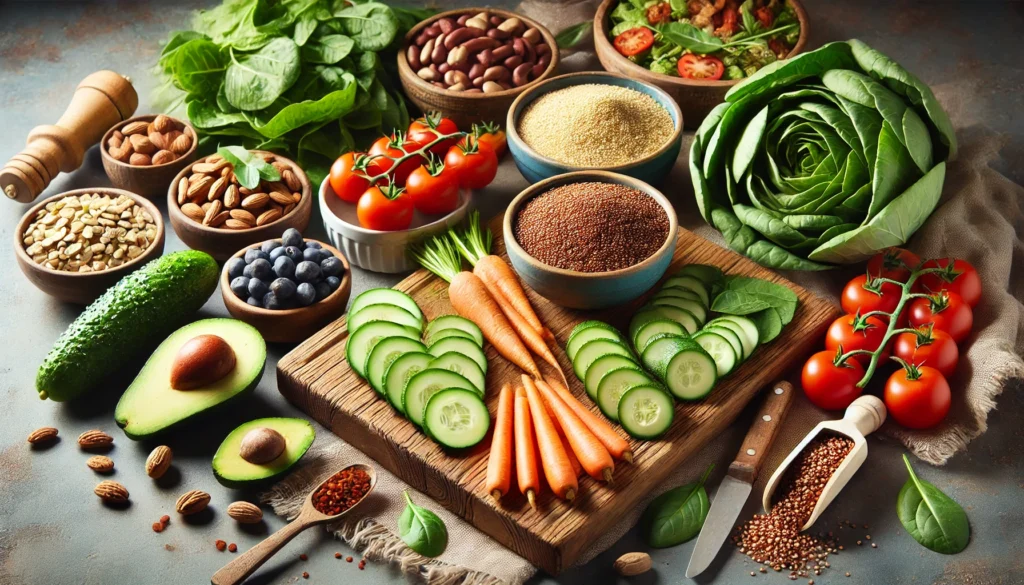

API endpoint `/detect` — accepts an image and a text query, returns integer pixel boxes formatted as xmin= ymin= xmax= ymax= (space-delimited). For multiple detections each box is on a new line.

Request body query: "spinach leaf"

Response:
xmin=398 ymin=491 xmax=448 ymax=558
xmin=897 ymin=454 xmax=970 ymax=554
xmin=641 ymin=464 xmax=714 ymax=548
xmin=293 ymin=13 xmax=320 ymax=46
xmin=660 ymin=22 xmax=724 ymax=54
xmin=712 ymin=276 xmax=798 ymax=318
xmin=187 ymin=99 xmax=247 ymax=129
xmin=251 ymin=82 xmax=357 ymax=139
xmin=555 ymin=21 xmax=592 ymax=50
xmin=217 ymin=145 xmax=280 ymax=189
xmin=173 ymin=39 xmax=227 ymax=96
xmin=159 ymin=31 xmax=208 ymax=72
xmin=302 ymin=34 xmax=355 ymax=64
xmin=335 ymin=2 xmax=399 ymax=52
xmin=225 ymin=37 xmax=302 ymax=111
xmin=746 ymin=307 xmax=783 ymax=343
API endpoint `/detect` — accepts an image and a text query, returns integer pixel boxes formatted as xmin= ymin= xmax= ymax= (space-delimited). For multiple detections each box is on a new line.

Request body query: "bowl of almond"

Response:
xmin=167 ymin=149 xmax=312 ymax=261
xmin=101 ymin=114 xmax=199 ymax=198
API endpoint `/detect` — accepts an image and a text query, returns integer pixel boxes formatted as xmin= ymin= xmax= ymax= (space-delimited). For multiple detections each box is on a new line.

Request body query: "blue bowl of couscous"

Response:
xmin=506 ymin=72 xmax=684 ymax=185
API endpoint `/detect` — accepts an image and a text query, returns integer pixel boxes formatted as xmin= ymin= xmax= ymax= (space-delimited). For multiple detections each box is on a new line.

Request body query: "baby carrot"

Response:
xmin=524 ymin=378 xmax=578 ymax=501
xmin=541 ymin=377 xmax=633 ymax=463
xmin=535 ymin=377 xmax=614 ymax=482
xmin=486 ymin=384 xmax=515 ymax=501
xmin=514 ymin=387 xmax=540 ymax=509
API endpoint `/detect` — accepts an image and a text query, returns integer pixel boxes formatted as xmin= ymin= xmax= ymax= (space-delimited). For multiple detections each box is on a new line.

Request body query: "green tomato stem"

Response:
xmin=364 ymin=131 xmax=466 ymax=185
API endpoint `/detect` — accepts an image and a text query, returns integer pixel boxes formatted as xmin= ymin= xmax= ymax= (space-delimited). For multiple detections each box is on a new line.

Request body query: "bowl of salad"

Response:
xmin=594 ymin=0 xmax=809 ymax=128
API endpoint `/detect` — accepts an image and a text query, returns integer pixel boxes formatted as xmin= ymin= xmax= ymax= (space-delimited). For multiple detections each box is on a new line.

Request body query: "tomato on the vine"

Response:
xmin=867 ymin=247 xmax=921 ymax=282
xmin=329 ymin=152 xmax=382 ymax=204
xmin=893 ymin=325 xmax=959 ymax=379
xmin=841 ymin=273 xmax=902 ymax=320
xmin=884 ymin=361 xmax=951 ymax=429
xmin=369 ymin=133 xmax=422 ymax=187
xmin=445 ymin=136 xmax=498 ymax=190
xmin=408 ymin=113 xmax=459 ymax=155
xmin=613 ymin=27 xmax=655 ymax=57
xmin=356 ymin=184 xmax=414 ymax=231
xmin=908 ymin=291 xmax=973 ymax=343
xmin=406 ymin=156 xmax=460 ymax=216
xmin=472 ymin=121 xmax=507 ymax=157
xmin=824 ymin=313 xmax=890 ymax=366
xmin=801 ymin=349 xmax=865 ymax=411
xmin=678 ymin=54 xmax=724 ymax=80
xmin=916 ymin=258 xmax=982 ymax=307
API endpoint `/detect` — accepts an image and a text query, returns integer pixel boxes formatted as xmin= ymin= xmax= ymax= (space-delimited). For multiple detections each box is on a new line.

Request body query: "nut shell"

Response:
xmin=27 ymin=427 xmax=58 ymax=444
xmin=78 ymin=430 xmax=114 ymax=450
xmin=95 ymin=480 xmax=129 ymax=502
xmin=146 ymin=445 xmax=173 ymax=479
xmin=226 ymin=501 xmax=264 ymax=524
xmin=176 ymin=490 xmax=211 ymax=515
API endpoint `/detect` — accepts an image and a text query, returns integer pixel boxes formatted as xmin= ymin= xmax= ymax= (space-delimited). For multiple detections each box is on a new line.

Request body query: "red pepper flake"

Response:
xmin=160 ymin=515 xmax=170 ymax=525
xmin=311 ymin=467 xmax=372 ymax=516
xmin=228 ymin=543 xmax=237 ymax=553
xmin=215 ymin=540 xmax=227 ymax=552
xmin=346 ymin=556 xmax=353 ymax=563
xmin=335 ymin=552 xmax=342 ymax=559
xmin=302 ymin=571 xmax=309 ymax=579
xmin=299 ymin=553 xmax=308 ymax=561
xmin=152 ymin=522 xmax=164 ymax=533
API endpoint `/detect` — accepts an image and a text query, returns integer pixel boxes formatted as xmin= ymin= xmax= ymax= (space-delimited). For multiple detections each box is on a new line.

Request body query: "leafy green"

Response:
xmin=398 ymin=491 xmax=448 ymax=557
xmin=641 ymin=464 xmax=713 ymax=548
xmin=335 ymin=2 xmax=399 ymax=52
xmin=691 ymin=41 xmax=955 ymax=270
xmin=660 ymin=22 xmax=723 ymax=54
xmin=226 ymin=38 xmax=301 ymax=110
xmin=217 ymin=145 xmax=280 ymax=188
xmin=897 ymin=455 xmax=970 ymax=554
xmin=710 ymin=276 xmax=797 ymax=342
xmin=556 ymin=21 xmax=592 ymax=50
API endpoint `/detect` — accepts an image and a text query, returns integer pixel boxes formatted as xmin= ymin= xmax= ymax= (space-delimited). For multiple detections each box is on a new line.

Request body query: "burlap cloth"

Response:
xmin=264 ymin=3 xmax=1024 ymax=582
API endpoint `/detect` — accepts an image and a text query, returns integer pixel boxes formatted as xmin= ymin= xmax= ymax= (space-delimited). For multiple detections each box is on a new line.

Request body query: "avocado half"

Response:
xmin=212 ymin=418 xmax=316 ymax=488
xmin=114 ymin=319 xmax=266 ymax=439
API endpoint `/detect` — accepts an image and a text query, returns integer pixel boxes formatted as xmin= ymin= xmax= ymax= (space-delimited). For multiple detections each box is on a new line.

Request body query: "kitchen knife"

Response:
xmin=685 ymin=380 xmax=795 ymax=579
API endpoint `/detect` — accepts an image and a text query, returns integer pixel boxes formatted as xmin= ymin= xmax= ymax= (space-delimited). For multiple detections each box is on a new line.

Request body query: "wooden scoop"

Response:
xmin=211 ymin=464 xmax=377 ymax=585
xmin=761 ymin=395 xmax=886 ymax=531
xmin=1 ymin=70 xmax=137 ymax=203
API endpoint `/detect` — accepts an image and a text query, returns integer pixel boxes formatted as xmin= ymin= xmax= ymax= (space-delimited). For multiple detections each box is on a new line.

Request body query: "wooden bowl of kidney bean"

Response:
xmin=397 ymin=8 xmax=559 ymax=129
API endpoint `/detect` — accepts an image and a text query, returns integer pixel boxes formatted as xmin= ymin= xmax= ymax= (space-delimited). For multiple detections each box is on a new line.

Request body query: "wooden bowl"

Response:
xmin=14 ymin=188 xmax=166 ymax=304
xmin=593 ymin=0 xmax=810 ymax=128
xmin=101 ymin=114 xmax=199 ymax=199
xmin=168 ymin=151 xmax=312 ymax=262
xmin=397 ymin=8 xmax=560 ymax=129
xmin=221 ymin=238 xmax=352 ymax=343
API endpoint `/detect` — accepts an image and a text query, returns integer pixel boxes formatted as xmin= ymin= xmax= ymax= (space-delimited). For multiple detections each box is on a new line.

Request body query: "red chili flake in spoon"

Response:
xmin=311 ymin=467 xmax=372 ymax=516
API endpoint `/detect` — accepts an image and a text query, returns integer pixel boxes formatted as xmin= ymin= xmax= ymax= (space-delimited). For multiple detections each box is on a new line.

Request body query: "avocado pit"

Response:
xmin=170 ymin=334 xmax=237 ymax=390
xmin=239 ymin=427 xmax=286 ymax=464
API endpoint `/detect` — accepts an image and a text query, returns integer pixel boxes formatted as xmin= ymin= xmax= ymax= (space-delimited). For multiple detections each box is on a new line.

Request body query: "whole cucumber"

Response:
xmin=36 ymin=250 xmax=219 ymax=401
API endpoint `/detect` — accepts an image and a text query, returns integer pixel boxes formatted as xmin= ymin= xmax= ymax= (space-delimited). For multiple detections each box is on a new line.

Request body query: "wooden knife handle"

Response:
xmin=728 ymin=380 xmax=795 ymax=484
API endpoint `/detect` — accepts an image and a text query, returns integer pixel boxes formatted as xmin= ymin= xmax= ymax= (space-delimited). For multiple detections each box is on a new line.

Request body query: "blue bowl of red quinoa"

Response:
xmin=504 ymin=170 xmax=677 ymax=309
xmin=506 ymin=72 xmax=683 ymax=185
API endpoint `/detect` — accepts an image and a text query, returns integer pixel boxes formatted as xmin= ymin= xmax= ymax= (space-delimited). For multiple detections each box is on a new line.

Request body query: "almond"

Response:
xmin=238 ymin=186 xmax=253 ymax=196
xmin=208 ymin=211 xmax=230 ymax=227
xmin=613 ymin=552 xmax=651 ymax=577
xmin=229 ymin=209 xmax=256 ymax=224
xmin=284 ymin=203 xmax=296 ymax=216
xmin=129 ymin=133 xmax=156 ymax=155
xmin=281 ymin=169 xmax=301 ymax=191
xmin=130 ymin=153 xmax=152 ymax=166
xmin=186 ymin=175 xmax=214 ymax=200
xmin=176 ymin=490 xmax=211 ymax=515
xmin=226 ymin=501 xmax=264 ymax=524
xmin=152 ymin=150 xmax=176 ymax=165
xmin=181 ymin=202 xmax=205 ymax=223
xmin=95 ymin=480 xmax=129 ymax=503
xmin=192 ymin=162 xmax=221 ymax=175
xmin=170 ymin=132 xmax=193 ymax=155
xmin=86 ymin=455 xmax=114 ymax=473
xmin=224 ymin=219 xmax=252 ymax=230
xmin=152 ymin=114 xmax=175 ymax=133
xmin=241 ymin=193 xmax=269 ymax=211
xmin=107 ymin=134 xmax=124 ymax=150
xmin=27 ymin=427 xmax=58 ymax=444
xmin=207 ymin=177 xmax=228 ymax=201
xmin=121 ymin=121 xmax=149 ymax=136
xmin=146 ymin=445 xmax=173 ymax=479
xmin=224 ymin=185 xmax=240 ymax=208
xmin=268 ymin=189 xmax=294 ymax=206
xmin=148 ymin=130 xmax=169 ymax=151
xmin=206 ymin=154 xmax=224 ymax=164
xmin=203 ymin=200 xmax=223 ymax=226
xmin=109 ymin=140 xmax=133 ymax=162
xmin=176 ymin=177 xmax=190 ymax=206
xmin=78 ymin=429 xmax=113 ymax=450
xmin=257 ymin=208 xmax=282 ymax=226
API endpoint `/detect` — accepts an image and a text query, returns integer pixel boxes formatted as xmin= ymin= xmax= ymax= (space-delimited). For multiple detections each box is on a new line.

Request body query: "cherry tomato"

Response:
xmin=755 ymin=6 xmax=774 ymax=28
xmin=678 ymin=54 xmax=725 ymax=80
xmin=884 ymin=362 xmax=951 ymax=429
xmin=369 ymin=134 xmax=422 ymax=187
xmin=356 ymin=184 xmax=413 ymax=231
xmin=445 ymin=137 xmax=498 ymax=190
xmin=867 ymin=247 xmax=921 ymax=282
xmin=801 ymin=350 xmax=865 ymax=411
xmin=825 ymin=314 xmax=890 ymax=366
xmin=841 ymin=274 xmax=902 ymax=319
xmin=329 ymin=152 xmax=378 ymax=204
xmin=893 ymin=326 xmax=959 ymax=379
xmin=908 ymin=291 xmax=973 ymax=343
xmin=405 ymin=158 xmax=460 ymax=215
xmin=916 ymin=258 xmax=982 ymax=307
xmin=614 ymin=27 xmax=655 ymax=57
xmin=472 ymin=122 xmax=507 ymax=157
xmin=645 ymin=2 xmax=672 ymax=25
xmin=408 ymin=114 xmax=460 ymax=155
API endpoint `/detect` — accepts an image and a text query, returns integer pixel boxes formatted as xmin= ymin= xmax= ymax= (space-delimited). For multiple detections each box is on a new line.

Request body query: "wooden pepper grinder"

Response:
xmin=1 ymin=70 xmax=138 ymax=203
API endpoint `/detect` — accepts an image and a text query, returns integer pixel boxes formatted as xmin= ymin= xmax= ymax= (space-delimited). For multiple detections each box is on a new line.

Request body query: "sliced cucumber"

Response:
xmin=702 ymin=325 xmax=744 ymax=363
xmin=650 ymin=296 xmax=707 ymax=325
xmin=568 ymin=320 xmax=619 ymax=340
xmin=383 ymin=352 xmax=433 ymax=412
xmin=572 ymin=338 xmax=636 ymax=381
xmin=641 ymin=333 xmax=689 ymax=378
xmin=424 ymin=315 xmax=484 ymax=347
xmin=428 ymin=352 xmax=485 ymax=395
xmin=675 ymin=264 xmax=724 ymax=288
xmin=567 ymin=324 xmax=625 ymax=362
xmin=631 ymin=305 xmax=700 ymax=336
xmin=643 ymin=335 xmax=717 ymax=400
xmin=710 ymin=315 xmax=760 ymax=353
xmin=423 ymin=388 xmax=490 ymax=449
xmin=653 ymin=287 xmax=708 ymax=308
xmin=596 ymin=367 xmax=656 ymax=422
xmin=661 ymin=274 xmax=710 ymax=306
xmin=402 ymin=369 xmax=477 ymax=427
xmin=632 ymin=318 xmax=686 ymax=354
xmin=348 ymin=303 xmax=423 ymax=335
xmin=428 ymin=337 xmax=488 ymax=374
xmin=705 ymin=320 xmax=751 ymax=359
xmin=350 ymin=289 xmax=423 ymax=322
xmin=425 ymin=328 xmax=477 ymax=346
xmin=366 ymin=337 xmax=427 ymax=395
xmin=347 ymin=321 xmax=421 ymax=378
xmin=618 ymin=385 xmax=675 ymax=439
xmin=583 ymin=354 xmax=639 ymax=400
xmin=693 ymin=331 xmax=738 ymax=377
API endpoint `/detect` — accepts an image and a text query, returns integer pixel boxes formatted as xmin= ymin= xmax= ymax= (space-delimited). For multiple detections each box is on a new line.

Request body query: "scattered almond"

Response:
xmin=27 ymin=427 xmax=58 ymax=444
xmin=176 ymin=490 xmax=211 ymax=515
xmin=78 ymin=430 xmax=113 ymax=450
xmin=145 ymin=445 xmax=173 ymax=479
xmin=613 ymin=552 xmax=651 ymax=577
xmin=226 ymin=501 xmax=264 ymax=524
xmin=86 ymin=455 xmax=115 ymax=473
xmin=95 ymin=480 xmax=129 ymax=503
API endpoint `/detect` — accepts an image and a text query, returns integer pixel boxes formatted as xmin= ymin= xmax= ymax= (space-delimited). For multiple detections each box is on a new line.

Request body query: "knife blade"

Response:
xmin=685 ymin=380 xmax=795 ymax=579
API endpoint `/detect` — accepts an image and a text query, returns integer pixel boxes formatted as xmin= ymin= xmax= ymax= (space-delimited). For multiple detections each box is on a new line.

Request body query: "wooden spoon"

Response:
xmin=211 ymin=464 xmax=377 ymax=585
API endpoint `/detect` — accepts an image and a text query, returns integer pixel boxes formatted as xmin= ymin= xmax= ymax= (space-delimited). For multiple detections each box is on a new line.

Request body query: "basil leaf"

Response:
xmin=660 ymin=22 xmax=724 ymax=54
xmin=217 ymin=146 xmax=262 ymax=189
xmin=641 ymin=464 xmax=714 ymax=548
xmin=897 ymin=455 xmax=970 ymax=555
xmin=225 ymin=37 xmax=302 ymax=111
xmin=555 ymin=21 xmax=592 ymax=49
xmin=335 ymin=2 xmax=399 ymax=52
xmin=397 ymin=491 xmax=448 ymax=557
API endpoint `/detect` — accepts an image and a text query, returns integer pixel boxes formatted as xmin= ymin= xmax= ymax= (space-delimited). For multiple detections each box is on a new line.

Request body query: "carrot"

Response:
xmin=542 ymin=388 xmax=583 ymax=479
xmin=486 ymin=384 xmax=515 ymax=501
xmin=524 ymin=378 xmax=578 ymax=501
xmin=533 ymin=377 xmax=614 ymax=482
xmin=499 ymin=291 xmax=568 ymax=385
xmin=514 ymin=387 xmax=540 ymax=509
xmin=540 ymin=377 xmax=634 ymax=463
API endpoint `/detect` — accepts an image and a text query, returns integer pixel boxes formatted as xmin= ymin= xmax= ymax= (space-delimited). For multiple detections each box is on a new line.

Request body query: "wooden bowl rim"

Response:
xmin=220 ymin=237 xmax=352 ymax=318
xmin=167 ymin=150 xmax=312 ymax=235
xmin=502 ymin=170 xmax=678 ymax=279
xmin=397 ymin=7 xmax=560 ymax=100
xmin=506 ymin=71 xmax=684 ymax=173
xmin=100 ymin=114 xmax=199 ymax=170
xmin=14 ymin=187 xmax=166 ymax=281
xmin=593 ymin=0 xmax=810 ymax=88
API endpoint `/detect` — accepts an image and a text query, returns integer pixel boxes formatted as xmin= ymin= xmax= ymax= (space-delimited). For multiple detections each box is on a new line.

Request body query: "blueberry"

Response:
xmin=250 ymin=258 xmax=273 ymax=281
xmin=271 ymin=277 xmax=297 ymax=299
xmin=282 ymin=228 xmax=304 ymax=249
xmin=320 ymin=256 xmax=344 ymax=277
xmin=246 ymin=296 xmax=262 ymax=307
xmin=273 ymin=256 xmax=295 ymax=279
xmin=305 ymin=241 xmax=322 ymax=250
xmin=244 ymin=248 xmax=268 ymax=264
xmin=285 ymin=246 xmax=303 ymax=263
xmin=295 ymin=282 xmax=317 ymax=306
xmin=227 ymin=257 xmax=247 ymax=279
xmin=314 ymin=281 xmax=333 ymax=302
xmin=247 ymin=277 xmax=270 ymax=300
xmin=295 ymin=260 xmax=321 ymax=283
xmin=229 ymin=276 xmax=250 ymax=299
xmin=319 ymin=248 xmax=335 ymax=261
xmin=262 ymin=291 xmax=283 ymax=310
xmin=261 ymin=240 xmax=282 ymax=254
xmin=242 ymin=263 xmax=255 ymax=278
xmin=269 ymin=246 xmax=288 ymax=261
xmin=326 ymin=275 xmax=341 ymax=291
xmin=302 ymin=247 xmax=322 ymax=263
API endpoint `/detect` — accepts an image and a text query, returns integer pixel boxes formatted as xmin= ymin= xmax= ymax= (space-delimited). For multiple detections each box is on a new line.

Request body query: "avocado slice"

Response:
xmin=115 ymin=319 xmax=266 ymax=439
xmin=212 ymin=418 xmax=315 ymax=488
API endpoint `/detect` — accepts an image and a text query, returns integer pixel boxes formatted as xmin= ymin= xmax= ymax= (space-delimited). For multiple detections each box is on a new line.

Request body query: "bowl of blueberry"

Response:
xmin=221 ymin=228 xmax=351 ymax=343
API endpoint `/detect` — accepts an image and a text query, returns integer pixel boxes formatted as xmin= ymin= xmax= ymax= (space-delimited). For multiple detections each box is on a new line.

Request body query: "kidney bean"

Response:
xmin=476 ymin=49 xmax=493 ymax=66
xmin=473 ymin=76 xmax=485 ymax=88
xmin=497 ymin=17 xmax=522 ymax=34
xmin=487 ymin=28 xmax=510 ymax=40
xmin=512 ymin=62 xmax=532 ymax=86
xmin=465 ymin=17 xmax=489 ymax=30
xmin=425 ymin=24 xmax=442 ymax=38
xmin=449 ymin=82 xmax=467 ymax=91
xmin=431 ymin=39 xmax=448 ymax=64
xmin=419 ymin=38 xmax=435 ymax=65
xmin=465 ymin=88 xmax=483 ymax=94
xmin=407 ymin=45 xmax=421 ymax=70
xmin=536 ymin=42 xmax=551 ymax=57
xmin=452 ymin=60 xmax=472 ymax=73
xmin=468 ymin=63 xmax=485 ymax=80
xmin=447 ymin=45 xmax=469 ymax=67
xmin=432 ymin=81 xmax=445 ymax=88
xmin=438 ymin=62 xmax=451 ymax=74
xmin=444 ymin=27 xmax=479 ymax=49
xmin=499 ymin=81 xmax=513 ymax=90
xmin=503 ymin=55 xmax=523 ymax=68
xmin=483 ymin=65 xmax=510 ymax=82
xmin=489 ymin=15 xmax=504 ymax=26
xmin=523 ymin=38 xmax=536 ymax=63
xmin=512 ymin=37 xmax=526 ymax=57
xmin=493 ymin=44 xmax=514 ymax=60
xmin=531 ymin=62 xmax=547 ymax=78
xmin=414 ymin=32 xmax=429 ymax=46
xmin=461 ymin=37 xmax=499 ymax=53
xmin=457 ymin=14 xmax=470 ymax=25
xmin=482 ymin=81 xmax=504 ymax=93
xmin=523 ymin=28 xmax=541 ymax=44
xmin=452 ymin=70 xmax=471 ymax=87
xmin=416 ymin=67 xmax=438 ymax=82
xmin=473 ymin=12 xmax=490 ymax=22
xmin=437 ymin=17 xmax=456 ymax=34
xmin=537 ymin=53 xmax=551 ymax=69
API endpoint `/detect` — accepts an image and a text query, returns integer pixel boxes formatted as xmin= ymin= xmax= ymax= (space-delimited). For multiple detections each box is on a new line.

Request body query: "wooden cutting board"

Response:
xmin=277 ymin=217 xmax=838 ymax=574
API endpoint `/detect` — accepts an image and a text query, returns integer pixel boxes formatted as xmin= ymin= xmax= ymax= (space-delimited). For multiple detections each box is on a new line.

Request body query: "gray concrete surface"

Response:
xmin=1 ymin=1 xmax=1022 ymax=584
